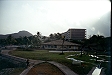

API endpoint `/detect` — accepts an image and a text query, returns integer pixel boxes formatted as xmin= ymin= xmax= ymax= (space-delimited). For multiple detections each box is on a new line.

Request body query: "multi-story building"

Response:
xmin=62 ymin=28 xmax=86 ymax=40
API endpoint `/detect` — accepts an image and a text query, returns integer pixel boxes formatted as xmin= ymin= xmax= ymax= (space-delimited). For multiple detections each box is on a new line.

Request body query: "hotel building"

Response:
xmin=62 ymin=28 xmax=86 ymax=40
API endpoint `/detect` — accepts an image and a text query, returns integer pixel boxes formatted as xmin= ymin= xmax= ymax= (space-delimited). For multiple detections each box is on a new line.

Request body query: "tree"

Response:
xmin=88 ymin=35 xmax=105 ymax=62
xmin=55 ymin=33 xmax=62 ymax=40
xmin=89 ymin=35 xmax=105 ymax=50
xmin=36 ymin=32 xmax=42 ymax=47
xmin=31 ymin=32 xmax=42 ymax=48
xmin=49 ymin=33 xmax=62 ymax=41
xmin=17 ymin=36 xmax=24 ymax=45
xmin=6 ymin=35 xmax=15 ymax=45
xmin=21 ymin=36 xmax=30 ymax=49
xmin=42 ymin=36 xmax=47 ymax=43
xmin=49 ymin=34 xmax=54 ymax=40
xmin=59 ymin=35 xmax=65 ymax=55
xmin=78 ymin=34 xmax=105 ymax=58
xmin=0 ymin=39 xmax=7 ymax=46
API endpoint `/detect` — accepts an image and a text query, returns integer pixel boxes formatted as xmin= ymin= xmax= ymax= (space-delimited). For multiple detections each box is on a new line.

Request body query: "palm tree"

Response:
xmin=56 ymin=33 xmax=62 ymax=40
xmin=49 ymin=34 xmax=54 ymax=40
xmin=32 ymin=32 xmax=42 ymax=48
xmin=60 ymin=35 xmax=65 ymax=55
xmin=22 ymin=36 xmax=30 ymax=49
xmin=42 ymin=36 xmax=47 ymax=42
xmin=37 ymin=32 xmax=41 ymax=39
xmin=36 ymin=32 xmax=42 ymax=47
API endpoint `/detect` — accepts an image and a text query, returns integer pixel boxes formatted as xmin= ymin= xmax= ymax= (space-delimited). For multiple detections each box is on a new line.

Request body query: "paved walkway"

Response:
xmin=20 ymin=60 xmax=45 ymax=75
xmin=1 ymin=50 xmax=12 ymax=55
xmin=48 ymin=61 xmax=78 ymax=75
xmin=20 ymin=60 xmax=78 ymax=75
xmin=87 ymin=67 xmax=106 ymax=75
xmin=1 ymin=49 xmax=78 ymax=75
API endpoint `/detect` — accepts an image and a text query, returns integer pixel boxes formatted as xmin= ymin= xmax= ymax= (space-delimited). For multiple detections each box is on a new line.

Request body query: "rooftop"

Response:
xmin=42 ymin=40 xmax=79 ymax=46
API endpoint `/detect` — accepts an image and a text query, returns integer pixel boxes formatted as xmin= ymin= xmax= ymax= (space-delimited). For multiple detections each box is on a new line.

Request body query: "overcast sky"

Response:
xmin=0 ymin=0 xmax=111 ymax=38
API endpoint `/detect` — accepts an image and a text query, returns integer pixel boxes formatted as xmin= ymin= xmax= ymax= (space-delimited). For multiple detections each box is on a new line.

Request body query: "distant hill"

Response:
xmin=0 ymin=31 xmax=33 ymax=39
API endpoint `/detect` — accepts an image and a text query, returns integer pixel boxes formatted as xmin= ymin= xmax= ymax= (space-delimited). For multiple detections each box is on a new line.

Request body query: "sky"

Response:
xmin=0 ymin=0 xmax=111 ymax=38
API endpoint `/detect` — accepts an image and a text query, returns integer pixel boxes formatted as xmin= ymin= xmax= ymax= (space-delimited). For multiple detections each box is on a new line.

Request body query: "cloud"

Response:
xmin=91 ymin=27 xmax=95 ymax=31
xmin=88 ymin=11 xmax=110 ymax=37
xmin=97 ymin=31 xmax=104 ymax=36
xmin=0 ymin=0 xmax=111 ymax=37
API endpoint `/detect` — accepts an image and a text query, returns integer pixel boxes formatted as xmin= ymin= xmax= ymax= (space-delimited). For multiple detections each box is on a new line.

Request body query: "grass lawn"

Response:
xmin=9 ymin=49 xmax=102 ymax=75
xmin=9 ymin=50 xmax=76 ymax=61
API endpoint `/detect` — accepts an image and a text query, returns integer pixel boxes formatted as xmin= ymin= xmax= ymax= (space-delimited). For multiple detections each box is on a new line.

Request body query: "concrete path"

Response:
xmin=1 ymin=50 xmax=12 ymax=55
xmin=87 ymin=67 xmax=106 ymax=75
xmin=48 ymin=61 xmax=78 ymax=75
xmin=20 ymin=60 xmax=78 ymax=75
xmin=20 ymin=66 xmax=33 ymax=75
xmin=20 ymin=60 xmax=45 ymax=75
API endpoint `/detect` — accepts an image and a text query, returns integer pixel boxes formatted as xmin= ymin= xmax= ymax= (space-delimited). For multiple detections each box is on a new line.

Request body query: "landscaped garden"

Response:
xmin=9 ymin=49 xmax=111 ymax=75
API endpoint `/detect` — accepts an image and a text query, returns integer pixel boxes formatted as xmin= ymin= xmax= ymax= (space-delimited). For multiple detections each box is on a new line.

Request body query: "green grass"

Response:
xmin=9 ymin=50 xmax=100 ymax=75
xmin=9 ymin=50 xmax=76 ymax=61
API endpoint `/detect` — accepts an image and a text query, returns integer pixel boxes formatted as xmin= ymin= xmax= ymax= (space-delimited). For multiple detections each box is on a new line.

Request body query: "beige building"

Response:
xmin=42 ymin=40 xmax=79 ymax=50
xmin=62 ymin=28 xmax=86 ymax=40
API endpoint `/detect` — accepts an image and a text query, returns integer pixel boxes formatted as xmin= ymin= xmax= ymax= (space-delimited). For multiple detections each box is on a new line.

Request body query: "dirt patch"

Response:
xmin=27 ymin=62 xmax=65 ymax=75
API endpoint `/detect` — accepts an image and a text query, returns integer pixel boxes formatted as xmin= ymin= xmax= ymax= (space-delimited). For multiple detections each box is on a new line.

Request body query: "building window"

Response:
xmin=51 ymin=45 xmax=53 ymax=48
xmin=48 ymin=45 xmax=50 ymax=48
xmin=54 ymin=45 xmax=57 ymax=48
xmin=69 ymin=46 xmax=71 ymax=48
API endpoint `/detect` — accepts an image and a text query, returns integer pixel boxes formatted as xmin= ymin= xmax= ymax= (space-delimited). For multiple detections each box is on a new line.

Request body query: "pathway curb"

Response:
xmin=20 ymin=66 xmax=33 ymax=75
xmin=48 ymin=61 xmax=78 ymax=75
xmin=20 ymin=61 xmax=45 ymax=75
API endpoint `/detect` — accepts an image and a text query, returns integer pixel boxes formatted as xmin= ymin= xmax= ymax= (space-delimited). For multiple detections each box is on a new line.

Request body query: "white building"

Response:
xmin=42 ymin=40 xmax=79 ymax=50
xmin=62 ymin=28 xmax=86 ymax=40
